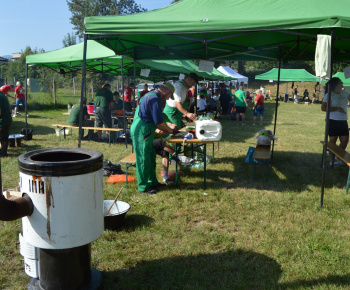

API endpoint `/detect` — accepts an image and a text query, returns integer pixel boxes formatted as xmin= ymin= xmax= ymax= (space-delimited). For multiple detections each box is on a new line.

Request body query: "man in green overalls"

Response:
xmin=131 ymin=83 xmax=178 ymax=194
xmin=163 ymin=73 xmax=199 ymax=128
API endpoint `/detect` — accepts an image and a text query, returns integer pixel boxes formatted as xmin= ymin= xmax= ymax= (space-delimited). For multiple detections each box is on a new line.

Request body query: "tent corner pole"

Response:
xmin=272 ymin=47 xmax=282 ymax=159
xmin=78 ymin=34 xmax=88 ymax=149
xmin=25 ymin=64 xmax=28 ymax=130
xmin=320 ymin=28 xmax=335 ymax=209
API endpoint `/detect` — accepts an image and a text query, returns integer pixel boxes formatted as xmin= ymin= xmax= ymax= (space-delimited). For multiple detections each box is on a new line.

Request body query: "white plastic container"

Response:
xmin=195 ymin=120 xmax=222 ymax=141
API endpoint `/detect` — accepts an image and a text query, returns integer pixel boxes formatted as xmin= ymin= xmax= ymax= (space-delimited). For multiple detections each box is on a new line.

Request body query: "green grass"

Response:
xmin=2 ymin=95 xmax=350 ymax=289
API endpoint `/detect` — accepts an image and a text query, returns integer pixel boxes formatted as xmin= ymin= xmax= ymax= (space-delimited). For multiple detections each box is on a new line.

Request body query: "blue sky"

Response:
xmin=0 ymin=0 xmax=172 ymax=57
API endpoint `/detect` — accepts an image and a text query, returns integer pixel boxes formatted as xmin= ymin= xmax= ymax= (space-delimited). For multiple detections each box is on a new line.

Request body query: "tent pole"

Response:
xmin=25 ymin=64 xmax=28 ymax=131
xmin=78 ymin=34 xmax=88 ymax=149
xmin=320 ymin=28 xmax=335 ymax=209
xmin=121 ymin=58 xmax=127 ymax=148
xmin=272 ymin=47 xmax=282 ymax=159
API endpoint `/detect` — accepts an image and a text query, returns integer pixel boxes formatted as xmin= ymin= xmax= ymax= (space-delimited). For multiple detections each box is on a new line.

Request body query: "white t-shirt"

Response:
xmin=323 ymin=90 xmax=349 ymax=120
xmin=197 ymin=99 xmax=207 ymax=111
xmin=166 ymin=80 xmax=188 ymax=108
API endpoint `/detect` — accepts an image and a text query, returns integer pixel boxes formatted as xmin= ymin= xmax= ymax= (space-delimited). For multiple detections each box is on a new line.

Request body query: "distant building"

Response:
xmin=0 ymin=57 xmax=8 ymax=64
xmin=12 ymin=52 xmax=21 ymax=61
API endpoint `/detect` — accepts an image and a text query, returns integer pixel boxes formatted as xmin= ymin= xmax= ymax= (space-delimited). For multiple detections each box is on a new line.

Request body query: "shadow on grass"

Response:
xmin=101 ymin=249 xmax=282 ymax=289
xmin=279 ymin=274 xmax=350 ymax=289
xmin=10 ymin=120 xmax=56 ymax=136
xmin=110 ymin=214 xmax=155 ymax=232
xmin=179 ymin=151 xmax=349 ymax=193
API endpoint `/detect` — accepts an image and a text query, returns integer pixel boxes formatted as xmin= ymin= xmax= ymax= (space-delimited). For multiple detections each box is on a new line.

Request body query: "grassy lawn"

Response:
xmin=1 ymin=92 xmax=350 ymax=289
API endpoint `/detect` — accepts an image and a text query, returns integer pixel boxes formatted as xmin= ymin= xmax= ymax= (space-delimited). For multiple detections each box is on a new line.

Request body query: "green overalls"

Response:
xmin=130 ymin=92 xmax=160 ymax=192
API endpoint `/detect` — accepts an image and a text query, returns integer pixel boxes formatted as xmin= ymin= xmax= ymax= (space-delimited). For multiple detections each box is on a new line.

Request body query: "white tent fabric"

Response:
xmin=217 ymin=66 xmax=248 ymax=84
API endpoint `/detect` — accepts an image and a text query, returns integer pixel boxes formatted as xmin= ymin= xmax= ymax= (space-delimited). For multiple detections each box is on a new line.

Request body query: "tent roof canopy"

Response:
xmin=255 ymin=68 xmax=319 ymax=82
xmin=217 ymin=66 xmax=248 ymax=84
xmin=84 ymin=0 xmax=350 ymax=62
xmin=26 ymin=41 xmax=234 ymax=81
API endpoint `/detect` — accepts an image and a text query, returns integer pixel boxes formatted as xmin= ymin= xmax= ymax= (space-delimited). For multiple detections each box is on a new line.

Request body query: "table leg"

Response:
xmin=63 ymin=127 xmax=66 ymax=140
xmin=175 ymin=144 xmax=179 ymax=188
xmin=346 ymin=168 xmax=350 ymax=195
xmin=212 ymin=143 xmax=215 ymax=164
xmin=109 ymin=131 xmax=111 ymax=147
xmin=204 ymin=144 xmax=207 ymax=189
xmin=125 ymin=164 xmax=128 ymax=188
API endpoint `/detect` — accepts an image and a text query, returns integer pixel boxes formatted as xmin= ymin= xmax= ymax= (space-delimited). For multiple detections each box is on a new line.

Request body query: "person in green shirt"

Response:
xmin=233 ymin=86 xmax=249 ymax=125
xmin=0 ymin=91 xmax=12 ymax=157
xmin=68 ymin=97 xmax=94 ymax=140
xmin=95 ymin=84 xmax=113 ymax=141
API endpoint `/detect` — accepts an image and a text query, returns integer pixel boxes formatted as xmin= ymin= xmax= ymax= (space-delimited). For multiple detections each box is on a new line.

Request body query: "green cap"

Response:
xmin=163 ymin=83 xmax=175 ymax=95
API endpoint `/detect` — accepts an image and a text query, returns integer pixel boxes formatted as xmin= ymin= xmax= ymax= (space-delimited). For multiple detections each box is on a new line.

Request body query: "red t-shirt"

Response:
xmin=0 ymin=85 xmax=14 ymax=95
xmin=124 ymin=86 xmax=133 ymax=103
xmin=15 ymin=86 xmax=25 ymax=99
xmin=140 ymin=89 xmax=149 ymax=98
xmin=255 ymin=94 xmax=264 ymax=107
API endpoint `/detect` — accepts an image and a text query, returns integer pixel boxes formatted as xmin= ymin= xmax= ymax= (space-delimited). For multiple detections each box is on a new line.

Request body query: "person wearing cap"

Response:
xmin=163 ymin=73 xmax=198 ymax=128
xmin=131 ymin=83 xmax=179 ymax=194
xmin=0 ymin=84 xmax=15 ymax=99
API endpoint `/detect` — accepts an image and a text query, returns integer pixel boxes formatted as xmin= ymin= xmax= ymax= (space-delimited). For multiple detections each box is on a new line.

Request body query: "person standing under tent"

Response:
xmin=13 ymin=81 xmax=26 ymax=117
xmin=293 ymin=85 xmax=300 ymax=103
xmin=131 ymin=83 xmax=178 ymax=194
xmin=232 ymin=86 xmax=249 ymax=125
xmin=95 ymin=84 xmax=113 ymax=141
xmin=252 ymin=90 xmax=265 ymax=125
xmin=123 ymin=82 xmax=134 ymax=112
xmin=321 ymin=77 xmax=350 ymax=166
xmin=0 ymin=91 xmax=12 ymax=157
xmin=163 ymin=73 xmax=198 ymax=128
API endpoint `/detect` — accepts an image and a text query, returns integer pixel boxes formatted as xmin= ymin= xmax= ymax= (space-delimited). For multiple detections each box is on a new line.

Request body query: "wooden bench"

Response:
xmin=52 ymin=124 xmax=123 ymax=146
xmin=252 ymin=144 xmax=272 ymax=182
xmin=119 ymin=153 xmax=136 ymax=188
xmin=320 ymin=141 xmax=350 ymax=194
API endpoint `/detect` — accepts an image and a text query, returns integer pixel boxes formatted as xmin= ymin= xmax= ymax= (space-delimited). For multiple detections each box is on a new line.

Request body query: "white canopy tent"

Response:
xmin=217 ymin=66 xmax=249 ymax=85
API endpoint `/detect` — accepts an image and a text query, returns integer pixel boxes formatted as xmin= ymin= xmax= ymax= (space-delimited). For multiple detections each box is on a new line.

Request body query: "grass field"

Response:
xmin=1 ymin=91 xmax=350 ymax=289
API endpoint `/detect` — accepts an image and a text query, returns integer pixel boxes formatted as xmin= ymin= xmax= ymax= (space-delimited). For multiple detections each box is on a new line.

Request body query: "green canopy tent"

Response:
xmin=320 ymin=72 xmax=350 ymax=86
xmin=83 ymin=0 xmax=350 ymax=207
xmin=255 ymin=68 xmax=320 ymax=99
xmin=255 ymin=69 xmax=319 ymax=82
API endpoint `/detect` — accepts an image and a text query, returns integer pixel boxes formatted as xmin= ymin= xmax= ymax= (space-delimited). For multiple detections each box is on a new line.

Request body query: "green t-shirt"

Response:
xmin=0 ymin=91 xmax=12 ymax=127
xmin=112 ymin=100 xmax=124 ymax=111
xmin=234 ymin=90 xmax=247 ymax=107
xmin=94 ymin=88 xmax=113 ymax=108
xmin=68 ymin=104 xmax=88 ymax=125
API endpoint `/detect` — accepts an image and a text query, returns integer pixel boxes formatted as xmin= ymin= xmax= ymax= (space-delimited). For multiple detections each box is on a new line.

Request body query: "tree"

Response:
xmin=66 ymin=0 xmax=147 ymax=38
xmin=171 ymin=0 xmax=181 ymax=3
xmin=62 ymin=32 xmax=77 ymax=47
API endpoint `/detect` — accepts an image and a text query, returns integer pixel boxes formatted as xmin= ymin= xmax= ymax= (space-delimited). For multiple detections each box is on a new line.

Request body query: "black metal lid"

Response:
xmin=18 ymin=148 xmax=103 ymax=177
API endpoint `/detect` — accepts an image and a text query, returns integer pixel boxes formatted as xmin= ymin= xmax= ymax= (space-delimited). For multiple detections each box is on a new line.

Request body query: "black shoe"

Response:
xmin=140 ymin=188 xmax=157 ymax=194
xmin=152 ymin=183 xmax=166 ymax=189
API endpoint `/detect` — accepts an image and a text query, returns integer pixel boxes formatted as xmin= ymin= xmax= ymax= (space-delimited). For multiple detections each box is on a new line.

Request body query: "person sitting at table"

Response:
xmin=197 ymin=94 xmax=207 ymax=113
xmin=112 ymin=91 xmax=124 ymax=128
xmin=206 ymin=93 xmax=218 ymax=118
xmin=68 ymin=97 xmax=94 ymax=140
xmin=95 ymin=83 xmax=113 ymax=141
